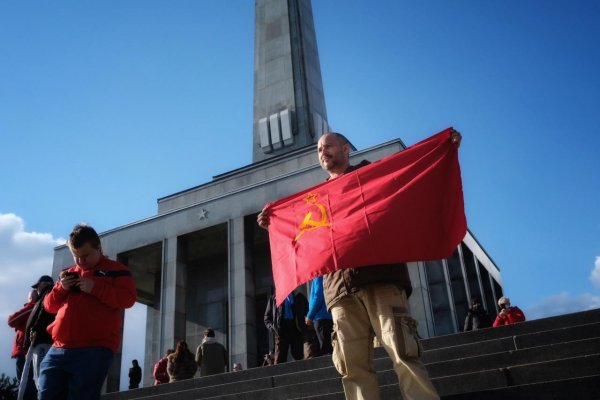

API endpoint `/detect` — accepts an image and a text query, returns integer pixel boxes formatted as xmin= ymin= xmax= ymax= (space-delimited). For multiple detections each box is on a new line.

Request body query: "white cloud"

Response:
xmin=0 ymin=213 xmax=64 ymax=379
xmin=525 ymin=291 xmax=600 ymax=320
xmin=590 ymin=257 xmax=600 ymax=290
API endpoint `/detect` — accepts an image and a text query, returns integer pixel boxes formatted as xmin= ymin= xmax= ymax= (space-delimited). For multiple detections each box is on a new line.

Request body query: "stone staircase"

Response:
xmin=103 ymin=308 xmax=600 ymax=400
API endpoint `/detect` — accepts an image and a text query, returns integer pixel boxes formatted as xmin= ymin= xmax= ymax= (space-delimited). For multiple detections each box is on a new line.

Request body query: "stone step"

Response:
xmin=441 ymin=374 xmax=600 ymax=400
xmin=117 ymin=352 xmax=600 ymax=399
xmin=102 ymin=356 xmax=335 ymax=400
xmin=183 ymin=375 xmax=344 ymax=400
xmin=192 ymin=369 xmax=398 ymax=400
xmin=422 ymin=322 xmax=600 ymax=364
xmin=368 ymin=374 xmax=600 ymax=400
xmin=119 ymin=366 xmax=342 ymax=400
xmin=434 ymin=353 xmax=600 ymax=396
xmin=111 ymin=331 xmax=600 ymax=399
xmin=421 ymin=308 xmax=600 ymax=350
xmin=102 ymin=310 xmax=600 ymax=400
xmin=426 ymin=336 xmax=600 ymax=377
xmin=295 ymin=374 xmax=600 ymax=400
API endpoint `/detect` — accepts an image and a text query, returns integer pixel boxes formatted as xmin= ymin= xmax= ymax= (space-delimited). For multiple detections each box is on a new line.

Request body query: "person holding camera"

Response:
xmin=463 ymin=297 xmax=492 ymax=331
xmin=493 ymin=296 xmax=526 ymax=327
xmin=38 ymin=224 xmax=137 ymax=399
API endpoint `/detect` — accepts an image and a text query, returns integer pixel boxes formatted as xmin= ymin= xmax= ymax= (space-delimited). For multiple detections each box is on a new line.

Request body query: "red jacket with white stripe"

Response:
xmin=44 ymin=256 xmax=137 ymax=352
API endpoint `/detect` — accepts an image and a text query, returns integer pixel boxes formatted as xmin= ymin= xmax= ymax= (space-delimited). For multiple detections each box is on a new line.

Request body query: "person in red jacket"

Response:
xmin=493 ymin=296 xmax=526 ymax=327
xmin=7 ymin=289 xmax=38 ymax=400
xmin=38 ymin=224 xmax=137 ymax=400
xmin=24 ymin=275 xmax=56 ymax=391
xmin=152 ymin=349 xmax=174 ymax=385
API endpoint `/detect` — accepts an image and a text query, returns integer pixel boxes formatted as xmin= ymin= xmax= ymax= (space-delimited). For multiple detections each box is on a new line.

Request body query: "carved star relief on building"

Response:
xmin=198 ymin=208 xmax=209 ymax=220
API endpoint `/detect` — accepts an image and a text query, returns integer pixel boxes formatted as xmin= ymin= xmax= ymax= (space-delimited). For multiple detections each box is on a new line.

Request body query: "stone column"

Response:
xmin=408 ymin=261 xmax=436 ymax=339
xmin=160 ymin=237 xmax=187 ymax=353
xmin=103 ymin=312 xmax=125 ymax=392
xmin=104 ymin=251 xmax=124 ymax=392
xmin=228 ymin=217 xmax=257 ymax=369
xmin=144 ymin=305 xmax=161 ymax=387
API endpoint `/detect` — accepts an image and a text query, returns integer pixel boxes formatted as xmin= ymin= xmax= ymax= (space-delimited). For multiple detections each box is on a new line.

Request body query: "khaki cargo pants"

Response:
xmin=331 ymin=283 xmax=439 ymax=400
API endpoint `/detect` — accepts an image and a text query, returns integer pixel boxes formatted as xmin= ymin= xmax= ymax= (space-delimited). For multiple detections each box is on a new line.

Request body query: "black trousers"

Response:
xmin=274 ymin=319 xmax=303 ymax=364
xmin=315 ymin=319 xmax=333 ymax=355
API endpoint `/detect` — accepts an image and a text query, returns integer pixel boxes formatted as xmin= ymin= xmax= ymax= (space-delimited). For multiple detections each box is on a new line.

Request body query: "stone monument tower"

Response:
xmin=253 ymin=0 xmax=328 ymax=162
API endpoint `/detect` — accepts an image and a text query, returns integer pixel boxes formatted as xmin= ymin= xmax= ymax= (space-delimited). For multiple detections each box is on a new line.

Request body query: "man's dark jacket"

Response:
xmin=464 ymin=307 xmax=492 ymax=331
xmin=24 ymin=286 xmax=55 ymax=348
xmin=264 ymin=292 xmax=309 ymax=336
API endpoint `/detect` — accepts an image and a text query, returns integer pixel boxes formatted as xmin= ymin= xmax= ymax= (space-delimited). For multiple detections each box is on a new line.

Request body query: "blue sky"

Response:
xmin=1 ymin=0 xmax=599 ymax=388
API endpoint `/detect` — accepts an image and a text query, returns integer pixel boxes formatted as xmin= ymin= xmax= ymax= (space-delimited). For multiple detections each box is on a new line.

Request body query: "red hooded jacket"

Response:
xmin=44 ymin=256 xmax=136 ymax=352
xmin=153 ymin=356 xmax=170 ymax=385
xmin=7 ymin=301 xmax=36 ymax=358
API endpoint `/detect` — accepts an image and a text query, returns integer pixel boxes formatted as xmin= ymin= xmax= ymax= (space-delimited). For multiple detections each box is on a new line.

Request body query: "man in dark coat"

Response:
xmin=463 ymin=297 xmax=492 ymax=331
xmin=128 ymin=359 xmax=142 ymax=389
xmin=264 ymin=290 xmax=309 ymax=364
xmin=195 ymin=328 xmax=227 ymax=376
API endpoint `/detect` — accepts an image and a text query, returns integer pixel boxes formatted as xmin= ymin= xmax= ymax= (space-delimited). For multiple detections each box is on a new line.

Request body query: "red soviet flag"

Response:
xmin=266 ymin=127 xmax=467 ymax=306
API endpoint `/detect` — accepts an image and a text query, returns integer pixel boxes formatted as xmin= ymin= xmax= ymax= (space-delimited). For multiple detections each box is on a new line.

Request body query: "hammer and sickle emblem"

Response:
xmin=294 ymin=193 xmax=331 ymax=242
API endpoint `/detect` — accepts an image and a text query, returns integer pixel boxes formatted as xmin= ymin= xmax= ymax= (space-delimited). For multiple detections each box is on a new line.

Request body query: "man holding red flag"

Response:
xmin=258 ymin=129 xmax=462 ymax=400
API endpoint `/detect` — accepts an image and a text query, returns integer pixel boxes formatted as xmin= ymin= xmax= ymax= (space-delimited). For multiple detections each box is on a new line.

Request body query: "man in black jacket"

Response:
xmin=264 ymin=290 xmax=308 ymax=364
xmin=128 ymin=359 xmax=142 ymax=389
xmin=463 ymin=297 xmax=492 ymax=331
xmin=24 ymin=275 xmax=56 ymax=391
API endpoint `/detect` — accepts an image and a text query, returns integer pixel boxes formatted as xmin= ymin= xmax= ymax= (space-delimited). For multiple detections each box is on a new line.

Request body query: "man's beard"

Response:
xmin=322 ymin=157 xmax=341 ymax=171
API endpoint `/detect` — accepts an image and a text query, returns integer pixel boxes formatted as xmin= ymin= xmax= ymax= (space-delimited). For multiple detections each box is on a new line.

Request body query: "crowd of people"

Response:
xmin=149 ymin=328 xmax=232 ymax=384
xmin=6 ymin=131 xmax=528 ymax=400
